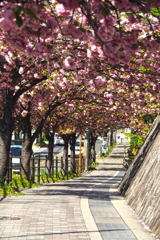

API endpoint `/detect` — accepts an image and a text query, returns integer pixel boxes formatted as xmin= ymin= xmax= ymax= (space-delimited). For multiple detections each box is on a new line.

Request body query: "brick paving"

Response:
xmin=0 ymin=139 xmax=138 ymax=240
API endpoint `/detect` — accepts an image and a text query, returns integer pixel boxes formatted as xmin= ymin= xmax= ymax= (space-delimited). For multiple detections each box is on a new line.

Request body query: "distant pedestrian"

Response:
xmin=120 ymin=132 xmax=125 ymax=143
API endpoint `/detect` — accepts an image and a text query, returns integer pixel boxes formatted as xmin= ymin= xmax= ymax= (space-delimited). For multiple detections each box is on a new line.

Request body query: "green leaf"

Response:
xmin=125 ymin=10 xmax=132 ymax=17
xmin=151 ymin=7 xmax=160 ymax=17
xmin=136 ymin=11 xmax=143 ymax=16
xmin=100 ymin=6 xmax=110 ymax=17
xmin=13 ymin=8 xmax=19 ymax=18
xmin=16 ymin=16 xmax=23 ymax=27
xmin=139 ymin=66 xmax=146 ymax=71
xmin=23 ymin=8 xmax=37 ymax=19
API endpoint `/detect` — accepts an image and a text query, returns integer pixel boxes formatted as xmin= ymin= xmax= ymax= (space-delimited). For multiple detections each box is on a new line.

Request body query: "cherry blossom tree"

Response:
xmin=1 ymin=0 xmax=160 ymax=179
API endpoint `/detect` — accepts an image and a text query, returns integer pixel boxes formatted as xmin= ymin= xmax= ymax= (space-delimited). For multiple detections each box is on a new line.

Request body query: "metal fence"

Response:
xmin=6 ymin=153 xmax=86 ymax=184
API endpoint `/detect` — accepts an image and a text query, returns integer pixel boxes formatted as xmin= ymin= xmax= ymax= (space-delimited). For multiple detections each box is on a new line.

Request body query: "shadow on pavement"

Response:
xmin=1 ymin=175 xmax=124 ymax=203
xmin=0 ymin=228 xmax=131 ymax=239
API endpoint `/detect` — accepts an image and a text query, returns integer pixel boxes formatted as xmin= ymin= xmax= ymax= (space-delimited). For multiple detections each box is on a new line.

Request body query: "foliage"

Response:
xmin=0 ymin=174 xmax=43 ymax=197
xmin=88 ymin=165 xmax=97 ymax=171
xmin=0 ymin=169 xmax=82 ymax=197
xmin=39 ymin=169 xmax=81 ymax=183
xmin=12 ymin=174 xmax=41 ymax=188
xmin=0 ymin=176 xmax=23 ymax=198
xmin=91 ymin=161 xmax=99 ymax=165
xmin=126 ymin=132 xmax=145 ymax=155
xmin=42 ymin=134 xmax=48 ymax=142
xmin=1 ymin=0 xmax=160 ymax=178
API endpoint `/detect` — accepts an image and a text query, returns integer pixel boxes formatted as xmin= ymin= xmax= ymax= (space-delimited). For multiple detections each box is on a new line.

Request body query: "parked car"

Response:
xmin=68 ymin=140 xmax=84 ymax=157
xmin=11 ymin=139 xmax=22 ymax=145
xmin=10 ymin=145 xmax=22 ymax=173
xmin=55 ymin=136 xmax=64 ymax=146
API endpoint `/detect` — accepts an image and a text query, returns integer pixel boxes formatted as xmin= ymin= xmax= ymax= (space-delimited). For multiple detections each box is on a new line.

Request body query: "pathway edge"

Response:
xmin=80 ymin=170 xmax=119 ymax=240
xmin=109 ymin=181 xmax=155 ymax=240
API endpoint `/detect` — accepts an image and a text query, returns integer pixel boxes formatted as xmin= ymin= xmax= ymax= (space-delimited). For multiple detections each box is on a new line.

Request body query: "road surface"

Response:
xmin=34 ymin=138 xmax=102 ymax=158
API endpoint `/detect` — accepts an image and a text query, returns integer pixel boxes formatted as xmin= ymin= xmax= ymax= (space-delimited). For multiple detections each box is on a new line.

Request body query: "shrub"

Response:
xmin=91 ymin=161 xmax=99 ymax=165
xmin=126 ymin=132 xmax=145 ymax=155
xmin=88 ymin=165 xmax=96 ymax=171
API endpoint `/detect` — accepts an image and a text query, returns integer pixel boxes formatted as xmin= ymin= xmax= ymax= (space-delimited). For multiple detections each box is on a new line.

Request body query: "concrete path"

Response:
xmin=0 ymin=140 xmax=156 ymax=240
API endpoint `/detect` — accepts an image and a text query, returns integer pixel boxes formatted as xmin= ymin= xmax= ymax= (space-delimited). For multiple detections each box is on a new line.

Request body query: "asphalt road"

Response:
xmin=34 ymin=145 xmax=64 ymax=158
xmin=33 ymin=139 xmax=102 ymax=172
xmin=34 ymin=138 xmax=102 ymax=158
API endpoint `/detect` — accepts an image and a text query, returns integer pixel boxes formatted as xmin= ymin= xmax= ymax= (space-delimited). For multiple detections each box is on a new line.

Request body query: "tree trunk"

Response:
xmin=63 ymin=139 xmax=68 ymax=176
xmin=0 ymin=128 xmax=12 ymax=177
xmin=0 ymin=88 xmax=14 ymax=177
xmin=21 ymin=100 xmax=64 ymax=179
xmin=45 ymin=131 xmax=55 ymax=175
xmin=21 ymin=110 xmax=32 ymax=180
xmin=70 ymin=133 xmax=76 ymax=173
xmin=90 ymin=132 xmax=97 ymax=163
xmin=110 ymin=130 xmax=113 ymax=146
xmin=92 ymin=137 xmax=97 ymax=162
xmin=61 ymin=134 xmax=73 ymax=176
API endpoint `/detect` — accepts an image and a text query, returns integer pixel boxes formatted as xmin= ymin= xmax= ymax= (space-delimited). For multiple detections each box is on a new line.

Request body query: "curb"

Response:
xmin=109 ymin=177 xmax=156 ymax=240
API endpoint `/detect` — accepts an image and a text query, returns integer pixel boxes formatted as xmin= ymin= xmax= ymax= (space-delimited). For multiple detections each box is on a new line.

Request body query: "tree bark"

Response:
xmin=92 ymin=137 xmax=97 ymax=162
xmin=0 ymin=128 xmax=13 ymax=177
xmin=70 ymin=133 xmax=76 ymax=173
xmin=45 ymin=131 xmax=55 ymax=175
xmin=63 ymin=139 xmax=68 ymax=176
xmin=0 ymin=72 xmax=48 ymax=178
xmin=90 ymin=132 xmax=97 ymax=163
xmin=21 ymin=106 xmax=32 ymax=180
xmin=61 ymin=134 xmax=73 ymax=176
xmin=21 ymin=100 xmax=65 ymax=179
xmin=110 ymin=130 xmax=113 ymax=146
xmin=0 ymin=88 xmax=14 ymax=177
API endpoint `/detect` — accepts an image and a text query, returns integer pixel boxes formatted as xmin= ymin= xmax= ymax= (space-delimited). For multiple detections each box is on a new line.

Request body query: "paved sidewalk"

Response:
xmin=0 ymin=140 xmax=156 ymax=240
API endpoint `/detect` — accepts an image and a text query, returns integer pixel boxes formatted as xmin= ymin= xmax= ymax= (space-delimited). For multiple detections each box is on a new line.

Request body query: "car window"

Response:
xmin=11 ymin=140 xmax=21 ymax=145
xmin=10 ymin=147 xmax=21 ymax=157
xmin=75 ymin=142 xmax=84 ymax=147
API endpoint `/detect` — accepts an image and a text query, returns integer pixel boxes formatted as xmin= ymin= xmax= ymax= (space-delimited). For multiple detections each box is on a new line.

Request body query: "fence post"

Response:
xmin=77 ymin=159 xmax=79 ymax=174
xmin=84 ymin=157 xmax=86 ymax=172
xmin=6 ymin=166 xmax=9 ymax=185
xmin=66 ymin=156 xmax=68 ymax=179
xmin=100 ymin=146 xmax=102 ymax=157
xmin=6 ymin=152 xmax=10 ymax=185
xmin=20 ymin=155 xmax=22 ymax=175
xmin=81 ymin=155 xmax=82 ymax=173
xmin=38 ymin=154 xmax=40 ymax=183
xmin=61 ymin=157 xmax=63 ymax=171
xmin=9 ymin=151 xmax=12 ymax=184
xmin=56 ymin=157 xmax=58 ymax=178
xmin=52 ymin=156 xmax=54 ymax=176
xmin=33 ymin=155 xmax=35 ymax=183
xmin=82 ymin=156 xmax=84 ymax=172
xmin=30 ymin=156 xmax=35 ymax=183
xmin=45 ymin=155 xmax=47 ymax=173
xmin=81 ymin=156 xmax=83 ymax=173
xmin=75 ymin=158 xmax=78 ymax=174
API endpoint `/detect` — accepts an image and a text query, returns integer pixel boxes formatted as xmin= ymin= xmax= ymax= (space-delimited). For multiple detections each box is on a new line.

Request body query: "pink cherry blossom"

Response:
xmin=63 ymin=56 xmax=76 ymax=69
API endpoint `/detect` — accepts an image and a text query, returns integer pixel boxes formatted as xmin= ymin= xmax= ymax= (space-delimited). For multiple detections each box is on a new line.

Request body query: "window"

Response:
xmin=10 ymin=147 xmax=21 ymax=157
xmin=75 ymin=141 xmax=84 ymax=147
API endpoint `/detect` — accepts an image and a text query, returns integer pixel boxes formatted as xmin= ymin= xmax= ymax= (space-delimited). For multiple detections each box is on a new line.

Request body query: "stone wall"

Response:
xmin=120 ymin=114 xmax=160 ymax=238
